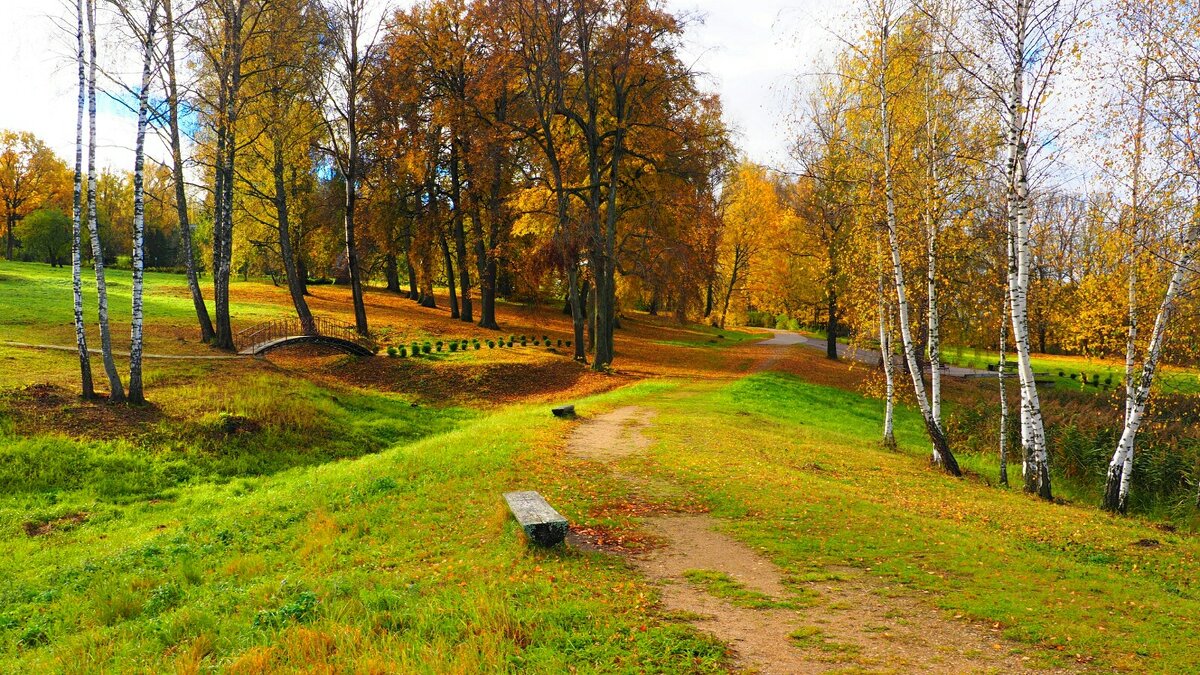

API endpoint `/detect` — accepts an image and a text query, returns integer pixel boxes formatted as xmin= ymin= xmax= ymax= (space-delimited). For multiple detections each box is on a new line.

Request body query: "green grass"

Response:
xmin=634 ymin=372 xmax=1200 ymax=672
xmin=0 ymin=260 xmax=283 ymax=353
xmin=0 ymin=382 xmax=729 ymax=672
xmin=651 ymin=323 xmax=761 ymax=349
xmin=680 ymin=569 xmax=809 ymax=610
xmin=941 ymin=345 xmax=1200 ymax=395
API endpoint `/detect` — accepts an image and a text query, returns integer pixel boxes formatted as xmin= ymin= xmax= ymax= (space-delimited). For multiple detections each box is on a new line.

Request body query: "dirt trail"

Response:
xmin=566 ymin=405 xmax=1068 ymax=674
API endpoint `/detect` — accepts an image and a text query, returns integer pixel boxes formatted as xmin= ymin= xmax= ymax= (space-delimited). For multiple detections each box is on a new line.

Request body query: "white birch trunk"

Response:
xmin=85 ymin=0 xmax=124 ymax=402
xmin=877 ymin=10 xmax=958 ymax=475
xmin=879 ymin=269 xmax=896 ymax=449
xmin=1004 ymin=0 xmax=1050 ymax=499
xmin=127 ymin=0 xmax=158 ymax=405
xmin=1105 ymin=224 xmax=1199 ymax=513
xmin=72 ymin=0 xmax=94 ymax=399
xmin=999 ymin=288 xmax=1010 ymax=486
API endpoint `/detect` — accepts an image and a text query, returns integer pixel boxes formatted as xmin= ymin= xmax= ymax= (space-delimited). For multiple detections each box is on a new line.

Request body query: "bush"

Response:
xmin=565 ymin=340 xmax=572 ymax=348
xmin=473 ymin=341 xmax=481 ymax=350
xmin=1070 ymin=373 xmax=1078 ymax=380
xmin=436 ymin=341 xmax=444 ymax=352
xmin=449 ymin=342 xmax=458 ymax=352
xmin=1058 ymin=370 xmax=1065 ymax=377
xmin=387 ymin=346 xmax=398 ymax=357
xmin=398 ymin=347 xmax=407 ymax=358
xmin=542 ymin=335 xmax=549 ymax=342
xmin=557 ymin=339 xmax=563 ymax=347
xmin=488 ymin=340 xmax=495 ymax=348
xmin=507 ymin=340 xmax=514 ymax=347
xmin=422 ymin=342 xmax=432 ymax=355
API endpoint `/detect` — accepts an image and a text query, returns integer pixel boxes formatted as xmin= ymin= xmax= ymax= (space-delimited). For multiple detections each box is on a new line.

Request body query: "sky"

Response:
xmin=0 ymin=0 xmax=848 ymax=174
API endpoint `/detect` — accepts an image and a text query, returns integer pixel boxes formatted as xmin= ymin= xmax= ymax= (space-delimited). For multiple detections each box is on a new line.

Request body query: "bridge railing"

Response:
xmin=236 ymin=316 xmax=377 ymax=354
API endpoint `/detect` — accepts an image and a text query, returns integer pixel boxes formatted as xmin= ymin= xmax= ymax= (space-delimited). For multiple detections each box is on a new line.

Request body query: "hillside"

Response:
xmin=1 ymin=262 xmax=1198 ymax=672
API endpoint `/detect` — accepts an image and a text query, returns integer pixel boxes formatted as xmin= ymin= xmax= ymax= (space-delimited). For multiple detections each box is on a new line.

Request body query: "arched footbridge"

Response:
xmin=237 ymin=316 xmax=378 ymax=357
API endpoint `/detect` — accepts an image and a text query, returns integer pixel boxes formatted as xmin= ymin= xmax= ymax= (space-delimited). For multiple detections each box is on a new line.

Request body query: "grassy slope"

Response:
xmin=3 ymin=260 xmax=1199 ymax=671
xmin=639 ymin=372 xmax=1200 ymax=672
xmin=0 ymin=383 xmax=726 ymax=673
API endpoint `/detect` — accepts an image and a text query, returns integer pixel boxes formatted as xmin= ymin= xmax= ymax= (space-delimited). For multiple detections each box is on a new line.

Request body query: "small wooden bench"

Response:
xmin=503 ymin=491 xmax=569 ymax=546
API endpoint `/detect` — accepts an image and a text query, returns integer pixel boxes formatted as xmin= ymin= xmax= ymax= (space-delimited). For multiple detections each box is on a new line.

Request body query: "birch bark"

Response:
xmin=127 ymin=0 xmax=159 ymax=405
xmin=72 ymin=0 xmax=95 ymax=399
xmin=85 ymin=0 xmax=124 ymax=402
xmin=877 ymin=5 xmax=959 ymax=475
xmin=1104 ymin=222 xmax=1199 ymax=513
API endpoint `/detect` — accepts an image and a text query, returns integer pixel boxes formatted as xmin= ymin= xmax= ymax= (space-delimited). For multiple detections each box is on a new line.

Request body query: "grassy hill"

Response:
xmin=2 ymin=260 xmax=1199 ymax=672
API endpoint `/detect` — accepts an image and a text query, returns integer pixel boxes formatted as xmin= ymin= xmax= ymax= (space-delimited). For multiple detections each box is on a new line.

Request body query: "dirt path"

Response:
xmin=566 ymin=405 xmax=1067 ymax=674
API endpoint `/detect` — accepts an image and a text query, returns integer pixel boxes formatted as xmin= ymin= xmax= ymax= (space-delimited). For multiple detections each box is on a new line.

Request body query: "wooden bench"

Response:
xmin=503 ymin=491 xmax=569 ymax=546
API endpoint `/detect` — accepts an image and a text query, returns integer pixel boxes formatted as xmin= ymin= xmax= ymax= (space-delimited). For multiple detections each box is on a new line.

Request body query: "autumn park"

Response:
xmin=2 ymin=0 xmax=1200 ymax=671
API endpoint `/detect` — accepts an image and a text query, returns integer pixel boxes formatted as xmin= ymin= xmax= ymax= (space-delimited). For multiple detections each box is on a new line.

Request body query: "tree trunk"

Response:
xmin=440 ymin=228 xmax=458 ymax=319
xmin=273 ymin=138 xmax=315 ymax=335
xmin=1005 ymin=0 xmax=1051 ymax=500
xmin=164 ymin=0 xmax=214 ymax=343
xmin=85 ymin=0 xmax=123 ymax=402
xmin=450 ymin=140 xmax=472 ymax=323
xmin=879 ymin=270 xmax=895 ymax=450
xmin=385 ymin=253 xmax=401 ymax=293
xmin=568 ymin=264 xmax=586 ymax=362
xmin=999 ymin=288 xmax=1010 ymax=487
xmin=826 ymin=285 xmax=839 ymax=360
xmin=878 ymin=18 xmax=958 ymax=476
xmin=128 ymin=1 xmax=158 ymax=405
xmin=72 ymin=0 xmax=94 ymax=399
xmin=406 ymin=256 xmax=419 ymax=300
xmin=1104 ymin=224 xmax=1198 ymax=513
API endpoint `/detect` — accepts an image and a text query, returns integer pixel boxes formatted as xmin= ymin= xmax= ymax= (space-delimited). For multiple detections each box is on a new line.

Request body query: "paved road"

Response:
xmin=755 ymin=329 xmax=993 ymax=378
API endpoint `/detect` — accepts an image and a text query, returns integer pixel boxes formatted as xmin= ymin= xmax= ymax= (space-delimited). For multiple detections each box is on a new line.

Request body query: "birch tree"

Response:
xmin=869 ymin=0 xmax=961 ymax=476
xmin=72 ymin=0 xmax=96 ymax=399
xmin=926 ymin=0 xmax=1086 ymax=498
xmin=1103 ymin=0 xmax=1200 ymax=513
xmin=111 ymin=0 xmax=161 ymax=404
xmin=86 ymin=0 xmax=125 ymax=402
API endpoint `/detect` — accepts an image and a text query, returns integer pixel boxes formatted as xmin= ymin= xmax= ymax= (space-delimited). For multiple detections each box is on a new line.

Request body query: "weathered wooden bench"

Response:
xmin=503 ymin=491 xmax=569 ymax=546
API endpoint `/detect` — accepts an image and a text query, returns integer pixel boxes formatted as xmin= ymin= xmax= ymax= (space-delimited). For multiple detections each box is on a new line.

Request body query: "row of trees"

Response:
xmin=70 ymin=0 xmax=734 ymax=372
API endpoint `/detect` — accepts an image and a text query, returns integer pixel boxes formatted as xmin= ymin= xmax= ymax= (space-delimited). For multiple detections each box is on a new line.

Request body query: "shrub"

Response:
xmin=411 ymin=342 xmax=420 ymax=355
xmin=1070 ymin=373 xmax=1078 ymax=380
xmin=557 ymin=339 xmax=563 ymax=347
xmin=473 ymin=341 xmax=481 ymax=350
xmin=1058 ymin=370 xmax=1065 ymax=377
xmin=507 ymin=340 xmax=514 ymax=347
xmin=449 ymin=342 xmax=458 ymax=352
xmin=436 ymin=341 xmax=444 ymax=352
xmin=565 ymin=340 xmax=572 ymax=348
xmin=387 ymin=346 xmax=397 ymax=357
xmin=542 ymin=335 xmax=549 ymax=342
xmin=398 ymin=347 xmax=407 ymax=358
xmin=422 ymin=342 xmax=432 ymax=354
xmin=488 ymin=340 xmax=495 ymax=348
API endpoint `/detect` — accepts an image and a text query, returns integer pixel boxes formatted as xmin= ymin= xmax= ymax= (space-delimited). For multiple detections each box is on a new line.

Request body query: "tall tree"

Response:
xmin=72 ymin=0 xmax=95 ymax=398
xmin=111 ymin=0 xmax=161 ymax=405
xmin=163 ymin=0 xmax=216 ymax=342
xmin=86 ymin=0 xmax=125 ymax=401
xmin=316 ymin=0 xmax=381 ymax=337
xmin=868 ymin=0 xmax=960 ymax=475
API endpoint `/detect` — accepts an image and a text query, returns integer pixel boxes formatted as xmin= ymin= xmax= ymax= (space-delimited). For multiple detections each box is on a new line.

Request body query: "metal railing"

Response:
xmin=236 ymin=316 xmax=376 ymax=354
